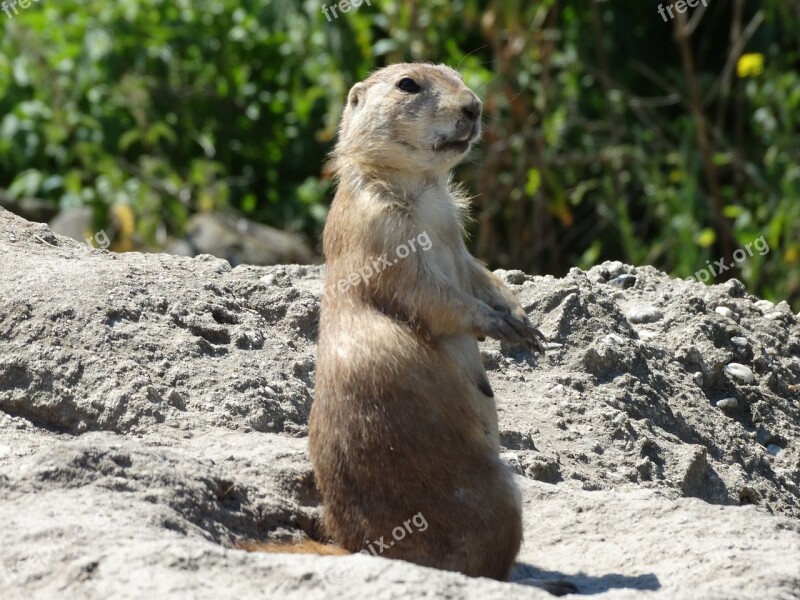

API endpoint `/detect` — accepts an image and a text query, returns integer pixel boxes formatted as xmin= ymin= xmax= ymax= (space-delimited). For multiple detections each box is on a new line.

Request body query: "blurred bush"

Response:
xmin=0 ymin=0 xmax=797 ymax=309
xmin=0 ymin=0 xmax=359 ymax=245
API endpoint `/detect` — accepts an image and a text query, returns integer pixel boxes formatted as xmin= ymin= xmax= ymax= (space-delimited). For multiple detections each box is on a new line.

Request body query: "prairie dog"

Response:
xmin=309 ymin=63 xmax=546 ymax=580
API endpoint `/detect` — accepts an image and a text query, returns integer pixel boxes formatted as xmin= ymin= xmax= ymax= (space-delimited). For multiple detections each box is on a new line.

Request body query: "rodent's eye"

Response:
xmin=396 ymin=77 xmax=422 ymax=94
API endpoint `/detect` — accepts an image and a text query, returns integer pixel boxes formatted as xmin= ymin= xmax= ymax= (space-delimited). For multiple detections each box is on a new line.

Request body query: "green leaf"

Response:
xmin=696 ymin=228 xmax=716 ymax=248
xmin=723 ymin=205 xmax=745 ymax=219
xmin=119 ymin=129 xmax=141 ymax=152
xmin=525 ymin=168 xmax=541 ymax=197
xmin=8 ymin=169 xmax=43 ymax=198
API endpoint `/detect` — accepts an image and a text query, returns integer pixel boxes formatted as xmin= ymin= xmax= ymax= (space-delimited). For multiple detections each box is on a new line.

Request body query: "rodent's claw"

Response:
xmin=479 ymin=310 xmax=518 ymax=345
xmin=514 ymin=310 xmax=547 ymax=355
xmin=506 ymin=313 xmax=532 ymax=340
xmin=498 ymin=314 xmax=525 ymax=345
xmin=481 ymin=309 xmax=547 ymax=355
xmin=528 ymin=325 xmax=548 ymax=355
xmin=509 ymin=314 xmax=547 ymax=355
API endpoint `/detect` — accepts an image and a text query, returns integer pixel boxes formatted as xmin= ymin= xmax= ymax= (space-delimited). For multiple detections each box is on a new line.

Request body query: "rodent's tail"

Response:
xmin=237 ymin=539 xmax=349 ymax=555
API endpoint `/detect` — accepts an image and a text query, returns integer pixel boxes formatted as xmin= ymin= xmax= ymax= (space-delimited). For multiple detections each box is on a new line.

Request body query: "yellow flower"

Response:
xmin=737 ymin=53 xmax=764 ymax=78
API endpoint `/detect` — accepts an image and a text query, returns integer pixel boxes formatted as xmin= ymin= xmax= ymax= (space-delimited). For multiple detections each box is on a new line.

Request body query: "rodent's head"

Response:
xmin=335 ymin=63 xmax=482 ymax=175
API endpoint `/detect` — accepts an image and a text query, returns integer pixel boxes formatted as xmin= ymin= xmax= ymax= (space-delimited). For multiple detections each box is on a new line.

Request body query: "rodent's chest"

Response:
xmin=413 ymin=188 xmax=459 ymax=232
xmin=422 ymin=237 xmax=464 ymax=285
xmin=412 ymin=190 xmax=469 ymax=286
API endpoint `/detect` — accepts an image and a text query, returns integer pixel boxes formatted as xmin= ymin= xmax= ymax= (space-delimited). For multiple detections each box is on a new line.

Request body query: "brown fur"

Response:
xmin=306 ymin=63 xmax=547 ymax=581
xmin=237 ymin=540 xmax=349 ymax=555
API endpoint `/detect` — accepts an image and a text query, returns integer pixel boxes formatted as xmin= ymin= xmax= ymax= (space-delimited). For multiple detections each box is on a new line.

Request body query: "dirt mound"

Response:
xmin=1 ymin=207 xmax=798 ymax=599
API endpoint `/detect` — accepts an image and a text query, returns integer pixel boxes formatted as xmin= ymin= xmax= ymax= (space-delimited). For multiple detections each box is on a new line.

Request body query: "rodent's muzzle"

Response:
xmin=433 ymin=92 xmax=482 ymax=153
xmin=454 ymin=96 xmax=482 ymax=140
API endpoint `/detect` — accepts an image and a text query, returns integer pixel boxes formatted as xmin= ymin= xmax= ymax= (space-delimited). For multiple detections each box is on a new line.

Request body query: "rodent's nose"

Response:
xmin=461 ymin=98 xmax=482 ymax=121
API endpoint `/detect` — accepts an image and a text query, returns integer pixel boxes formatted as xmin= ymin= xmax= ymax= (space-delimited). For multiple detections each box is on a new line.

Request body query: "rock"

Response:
xmin=608 ymin=274 xmax=637 ymax=289
xmin=627 ymin=305 xmax=663 ymax=324
xmin=766 ymin=444 xmax=782 ymax=457
xmin=724 ymin=363 xmax=756 ymax=385
xmin=0 ymin=188 xmax=59 ymax=223
xmin=501 ymin=451 xmax=524 ymax=475
xmin=166 ymin=212 xmax=317 ymax=266
xmin=753 ymin=299 xmax=775 ymax=314
xmin=715 ymin=306 xmax=740 ymax=322
xmin=721 ymin=279 xmax=747 ymax=298
xmin=49 ymin=205 xmax=136 ymax=252
xmin=638 ymin=330 xmax=659 ymax=341
xmin=606 ymin=261 xmax=626 ymax=278
xmin=589 ymin=274 xmax=606 ymax=285
xmin=1 ymin=207 xmax=800 ymax=599
xmin=730 ymin=337 xmax=748 ymax=348
xmin=602 ymin=333 xmax=626 ymax=346
xmin=496 ymin=269 xmax=528 ymax=285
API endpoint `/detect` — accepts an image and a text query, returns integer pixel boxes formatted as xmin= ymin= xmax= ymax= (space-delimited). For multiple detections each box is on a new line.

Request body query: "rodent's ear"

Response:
xmin=347 ymin=82 xmax=366 ymax=110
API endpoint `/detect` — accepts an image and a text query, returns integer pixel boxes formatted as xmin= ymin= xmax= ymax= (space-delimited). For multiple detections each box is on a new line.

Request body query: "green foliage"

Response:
xmin=0 ymin=0 xmax=368 ymax=240
xmin=0 ymin=0 xmax=797 ymax=309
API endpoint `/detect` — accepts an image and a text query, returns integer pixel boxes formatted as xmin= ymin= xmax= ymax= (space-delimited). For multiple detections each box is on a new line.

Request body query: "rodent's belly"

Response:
xmin=439 ymin=334 xmax=500 ymax=449
xmin=438 ymin=334 xmax=482 ymax=371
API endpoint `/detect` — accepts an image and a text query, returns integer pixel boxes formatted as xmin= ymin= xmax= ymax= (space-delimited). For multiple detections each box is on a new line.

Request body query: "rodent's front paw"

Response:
xmin=478 ymin=309 xmax=547 ymax=354
xmin=516 ymin=310 xmax=548 ymax=354
xmin=524 ymin=322 xmax=548 ymax=355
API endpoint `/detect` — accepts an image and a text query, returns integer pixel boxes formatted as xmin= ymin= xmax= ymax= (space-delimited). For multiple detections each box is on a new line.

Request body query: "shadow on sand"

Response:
xmin=511 ymin=563 xmax=661 ymax=595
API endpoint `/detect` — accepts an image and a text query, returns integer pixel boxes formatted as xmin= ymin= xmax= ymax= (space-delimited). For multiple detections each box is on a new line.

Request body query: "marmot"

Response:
xmin=309 ymin=63 xmax=548 ymax=581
